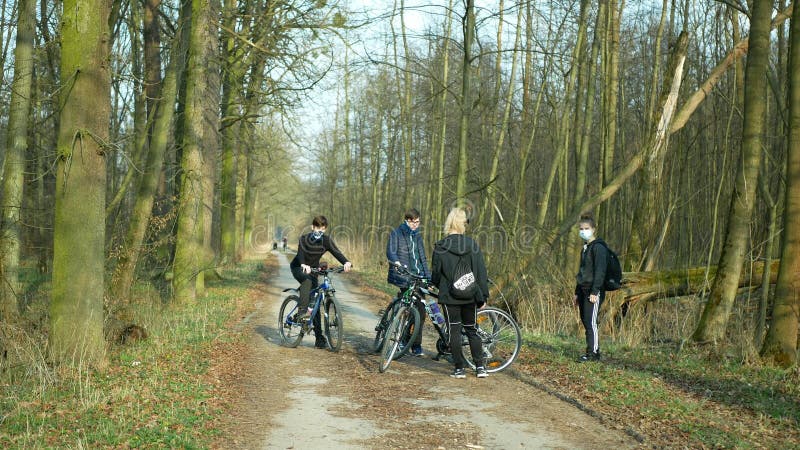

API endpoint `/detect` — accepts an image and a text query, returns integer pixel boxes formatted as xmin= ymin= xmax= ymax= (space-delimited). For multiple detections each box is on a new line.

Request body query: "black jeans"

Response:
xmin=291 ymin=265 xmax=322 ymax=339
xmin=577 ymin=287 xmax=605 ymax=354
xmin=442 ymin=303 xmax=483 ymax=370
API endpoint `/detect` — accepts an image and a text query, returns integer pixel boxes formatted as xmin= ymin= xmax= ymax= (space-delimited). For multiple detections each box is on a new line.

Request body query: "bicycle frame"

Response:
xmin=282 ymin=267 xmax=340 ymax=320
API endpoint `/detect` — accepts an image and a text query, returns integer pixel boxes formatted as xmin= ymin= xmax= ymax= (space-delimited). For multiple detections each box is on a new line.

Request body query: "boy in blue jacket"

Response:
xmin=385 ymin=208 xmax=431 ymax=356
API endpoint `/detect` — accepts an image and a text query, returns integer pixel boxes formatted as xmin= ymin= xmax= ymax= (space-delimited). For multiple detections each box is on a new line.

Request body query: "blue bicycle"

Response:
xmin=279 ymin=265 xmax=345 ymax=351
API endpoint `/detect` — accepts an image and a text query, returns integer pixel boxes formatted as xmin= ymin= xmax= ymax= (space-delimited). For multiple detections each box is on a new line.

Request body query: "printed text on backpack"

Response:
xmin=449 ymin=254 xmax=479 ymax=299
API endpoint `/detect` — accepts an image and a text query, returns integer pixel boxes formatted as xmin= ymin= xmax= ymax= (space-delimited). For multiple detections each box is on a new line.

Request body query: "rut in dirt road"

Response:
xmin=222 ymin=252 xmax=639 ymax=449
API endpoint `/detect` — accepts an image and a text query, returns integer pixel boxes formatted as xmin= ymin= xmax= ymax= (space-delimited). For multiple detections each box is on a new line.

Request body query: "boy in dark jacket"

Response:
xmin=384 ymin=208 xmax=431 ymax=356
xmin=574 ymin=214 xmax=607 ymax=362
xmin=431 ymin=208 xmax=490 ymax=378
xmin=290 ymin=215 xmax=352 ymax=348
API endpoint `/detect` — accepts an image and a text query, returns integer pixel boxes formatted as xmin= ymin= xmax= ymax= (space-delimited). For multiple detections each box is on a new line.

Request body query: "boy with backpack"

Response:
xmin=574 ymin=213 xmax=621 ymax=362
xmin=431 ymin=208 xmax=490 ymax=378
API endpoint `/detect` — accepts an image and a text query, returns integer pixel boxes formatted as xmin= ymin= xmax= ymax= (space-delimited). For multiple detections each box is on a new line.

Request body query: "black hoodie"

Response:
xmin=431 ymin=234 xmax=489 ymax=305
xmin=575 ymin=238 xmax=609 ymax=296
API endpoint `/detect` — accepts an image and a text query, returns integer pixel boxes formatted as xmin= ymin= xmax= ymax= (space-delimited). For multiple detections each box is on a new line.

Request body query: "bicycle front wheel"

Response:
xmin=324 ymin=294 xmax=343 ymax=352
xmin=379 ymin=305 xmax=420 ymax=372
xmin=372 ymin=299 xmax=399 ymax=353
xmin=279 ymin=295 xmax=305 ymax=348
xmin=464 ymin=307 xmax=521 ymax=373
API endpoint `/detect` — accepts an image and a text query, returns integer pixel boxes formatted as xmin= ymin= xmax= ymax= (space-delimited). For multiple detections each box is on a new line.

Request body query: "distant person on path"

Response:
xmin=573 ymin=213 xmax=607 ymax=362
xmin=431 ymin=208 xmax=490 ymax=378
xmin=282 ymin=237 xmax=288 ymax=252
xmin=290 ymin=215 xmax=352 ymax=348
xmin=385 ymin=208 xmax=431 ymax=356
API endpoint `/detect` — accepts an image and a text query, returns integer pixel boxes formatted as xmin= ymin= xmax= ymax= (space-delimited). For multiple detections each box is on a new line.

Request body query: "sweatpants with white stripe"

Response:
xmin=442 ymin=303 xmax=484 ymax=370
xmin=577 ymin=289 xmax=605 ymax=354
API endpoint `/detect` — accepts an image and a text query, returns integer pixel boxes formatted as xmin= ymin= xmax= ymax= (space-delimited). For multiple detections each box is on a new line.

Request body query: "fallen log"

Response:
xmin=612 ymin=259 xmax=779 ymax=304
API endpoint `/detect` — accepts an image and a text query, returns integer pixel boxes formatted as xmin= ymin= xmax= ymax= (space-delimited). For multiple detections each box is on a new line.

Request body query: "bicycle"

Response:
xmin=378 ymin=266 xmax=522 ymax=373
xmin=279 ymin=265 xmax=345 ymax=351
xmin=374 ymin=268 xmax=433 ymax=372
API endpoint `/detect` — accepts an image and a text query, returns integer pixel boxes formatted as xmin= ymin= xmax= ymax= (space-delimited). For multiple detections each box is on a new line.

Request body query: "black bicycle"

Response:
xmin=377 ymin=266 xmax=522 ymax=373
xmin=374 ymin=267 xmax=434 ymax=372
xmin=279 ymin=265 xmax=345 ymax=351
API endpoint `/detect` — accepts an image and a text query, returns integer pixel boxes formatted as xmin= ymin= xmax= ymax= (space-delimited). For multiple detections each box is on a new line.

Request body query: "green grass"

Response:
xmin=0 ymin=261 xmax=267 ymax=449
xmin=517 ymin=334 xmax=800 ymax=448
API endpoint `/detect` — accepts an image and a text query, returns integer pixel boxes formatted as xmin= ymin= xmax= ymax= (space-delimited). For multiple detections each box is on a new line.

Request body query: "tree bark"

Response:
xmin=49 ymin=0 xmax=111 ymax=367
xmin=219 ymin=0 xmax=239 ymax=263
xmin=456 ymin=0 xmax=475 ymax=201
xmin=761 ymin=0 xmax=800 ymax=367
xmin=692 ymin=0 xmax=772 ymax=345
xmin=173 ymin=0 xmax=216 ymax=303
xmin=0 ymin=0 xmax=36 ymax=321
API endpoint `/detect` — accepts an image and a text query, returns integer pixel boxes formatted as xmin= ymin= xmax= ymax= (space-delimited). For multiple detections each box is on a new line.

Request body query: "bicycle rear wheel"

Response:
xmin=372 ymin=299 xmax=399 ymax=353
xmin=379 ymin=305 xmax=420 ymax=372
xmin=324 ymin=294 xmax=343 ymax=352
xmin=278 ymin=295 xmax=305 ymax=347
xmin=464 ymin=307 xmax=521 ymax=373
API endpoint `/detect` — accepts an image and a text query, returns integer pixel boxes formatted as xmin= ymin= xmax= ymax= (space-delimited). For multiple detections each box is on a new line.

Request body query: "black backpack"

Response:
xmin=594 ymin=241 xmax=622 ymax=291
xmin=449 ymin=254 xmax=479 ymax=299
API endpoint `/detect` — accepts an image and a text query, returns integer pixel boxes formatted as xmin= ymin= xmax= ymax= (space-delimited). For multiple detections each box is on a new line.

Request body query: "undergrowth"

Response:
xmin=0 ymin=260 xmax=269 ymax=449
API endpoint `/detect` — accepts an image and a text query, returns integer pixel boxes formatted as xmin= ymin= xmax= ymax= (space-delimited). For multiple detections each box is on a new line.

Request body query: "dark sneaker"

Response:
xmin=476 ymin=366 xmax=489 ymax=378
xmin=578 ymin=352 xmax=601 ymax=362
xmin=411 ymin=344 xmax=424 ymax=357
xmin=450 ymin=368 xmax=467 ymax=379
xmin=315 ymin=340 xmax=327 ymax=349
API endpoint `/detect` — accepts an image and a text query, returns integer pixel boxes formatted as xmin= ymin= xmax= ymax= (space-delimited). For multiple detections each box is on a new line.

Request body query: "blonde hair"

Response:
xmin=443 ymin=208 xmax=467 ymax=235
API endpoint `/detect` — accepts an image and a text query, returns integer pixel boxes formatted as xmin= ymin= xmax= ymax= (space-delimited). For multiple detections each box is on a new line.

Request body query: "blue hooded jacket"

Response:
xmin=386 ymin=223 xmax=431 ymax=287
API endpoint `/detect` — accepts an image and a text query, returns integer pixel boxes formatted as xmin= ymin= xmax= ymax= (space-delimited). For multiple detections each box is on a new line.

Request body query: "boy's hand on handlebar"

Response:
xmin=343 ymin=261 xmax=352 ymax=272
xmin=301 ymin=264 xmax=311 ymax=274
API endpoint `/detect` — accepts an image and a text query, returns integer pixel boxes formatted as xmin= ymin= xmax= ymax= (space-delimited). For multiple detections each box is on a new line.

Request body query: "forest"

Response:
xmin=0 ymin=0 xmax=798 ymax=392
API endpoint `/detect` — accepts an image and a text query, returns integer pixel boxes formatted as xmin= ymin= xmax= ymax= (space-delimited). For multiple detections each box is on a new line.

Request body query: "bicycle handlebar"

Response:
xmin=392 ymin=264 xmax=435 ymax=290
xmin=310 ymin=266 xmax=346 ymax=275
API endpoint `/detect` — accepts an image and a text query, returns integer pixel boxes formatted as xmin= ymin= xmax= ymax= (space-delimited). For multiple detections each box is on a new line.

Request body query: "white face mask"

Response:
xmin=579 ymin=229 xmax=594 ymax=241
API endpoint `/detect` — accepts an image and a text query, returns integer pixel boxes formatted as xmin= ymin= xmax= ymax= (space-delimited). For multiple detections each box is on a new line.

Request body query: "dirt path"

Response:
xmin=216 ymin=253 xmax=639 ymax=449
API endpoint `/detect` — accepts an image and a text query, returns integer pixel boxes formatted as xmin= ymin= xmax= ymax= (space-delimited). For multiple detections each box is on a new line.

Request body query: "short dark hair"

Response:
xmin=312 ymin=215 xmax=328 ymax=228
xmin=404 ymin=208 xmax=421 ymax=221
xmin=579 ymin=212 xmax=596 ymax=228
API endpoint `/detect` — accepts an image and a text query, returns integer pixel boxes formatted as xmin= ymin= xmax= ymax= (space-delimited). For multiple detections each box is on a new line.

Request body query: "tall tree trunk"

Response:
xmin=602 ymin=0 xmax=623 ymax=210
xmin=456 ymin=0 xmax=475 ymax=201
xmin=219 ymin=0 xmax=239 ymax=263
xmin=49 ymin=0 xmax=111 ymax=366
xmin=629 ymin=0 xmax=672 ymax=271
xmin=761 ymin=0 xmax=800 ymax=367
xmin=198 ymin=0 xmax=221 ymax=295
xmin=692 ymin=0 xmax=772 ymax=345
xmin=435 ymin=0 xmax=454 ymax=222
xmin=537 ymin=0 xmax=590 ymax=232
xmin=400 ymin=0 xmax=413 ymax=205
xmin=111 ymin=12 xmax=187 ymax=302
xmin=173 ymin=0 xmax=216 ymax=303
xmin=0 ymin=0 xmax=36 ymax=321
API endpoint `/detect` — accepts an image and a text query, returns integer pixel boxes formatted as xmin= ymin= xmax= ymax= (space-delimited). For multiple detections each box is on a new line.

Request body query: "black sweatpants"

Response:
xmin=577 ymin=287 xmax=605 ymax=354
xmin=442 ymin=303 xmax=483 ymax=370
